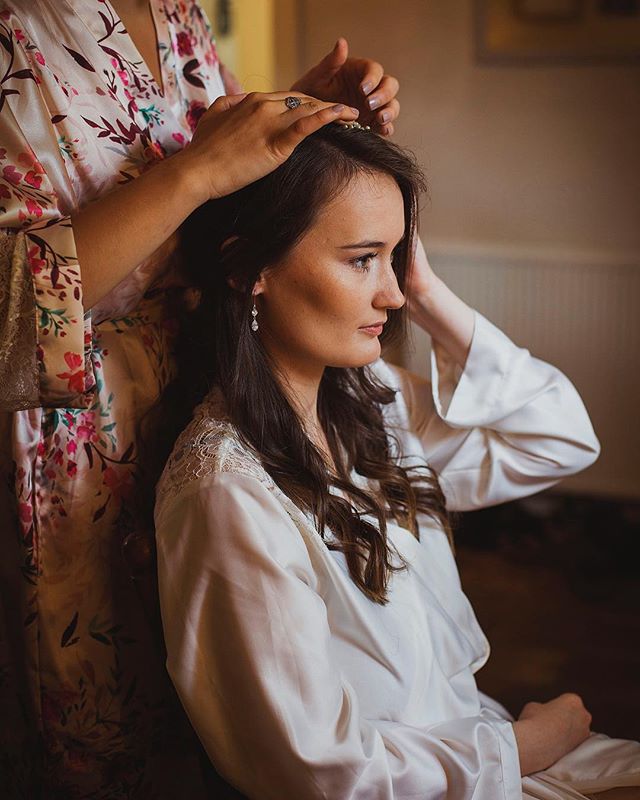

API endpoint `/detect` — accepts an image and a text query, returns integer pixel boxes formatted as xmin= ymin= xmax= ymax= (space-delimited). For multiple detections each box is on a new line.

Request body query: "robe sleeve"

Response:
xmin=0 ymin=14 xmax=92 ymax=411
xmin=155 ymin=472 xmax=523 ymax=800
xmin=386 ymin=310 xmax=600 ymax=511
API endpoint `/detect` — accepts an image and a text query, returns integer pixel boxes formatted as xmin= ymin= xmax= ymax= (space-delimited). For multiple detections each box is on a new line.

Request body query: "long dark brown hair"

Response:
xmin=147 ymin=123 xmax=452 ymax=604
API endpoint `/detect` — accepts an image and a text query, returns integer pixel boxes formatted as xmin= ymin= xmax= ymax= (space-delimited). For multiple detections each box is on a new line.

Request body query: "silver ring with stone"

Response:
xmin=284 ymin=96 xmax=302 ymax=110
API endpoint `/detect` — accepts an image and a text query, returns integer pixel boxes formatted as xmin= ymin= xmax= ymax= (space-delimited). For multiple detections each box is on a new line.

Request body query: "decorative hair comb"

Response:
xmin=339 ymin=121 xmax=372 ymax=131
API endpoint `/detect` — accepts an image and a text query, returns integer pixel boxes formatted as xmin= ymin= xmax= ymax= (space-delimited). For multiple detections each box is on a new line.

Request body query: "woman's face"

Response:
xmin=255 ymin=170 xmax=407 ymax=379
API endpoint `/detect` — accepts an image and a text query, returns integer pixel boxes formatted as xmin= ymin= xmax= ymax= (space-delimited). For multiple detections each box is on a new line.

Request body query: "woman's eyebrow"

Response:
xmin=338 ymin=240 xmax=387 ymax=249
xmin=339 ymin=235 xmax=405 ymax=250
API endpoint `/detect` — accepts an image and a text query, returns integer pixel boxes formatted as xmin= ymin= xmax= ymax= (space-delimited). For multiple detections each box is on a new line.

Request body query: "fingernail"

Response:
xmin=350 ymin=106 xmax=359 ymax=116
xmin=361 ymin=81 xmax=373 ymax=95
xmin=368 ymin=95 xmax=381 ymax=110
xmin=379 ymin=110 xmax=390 ymax=124
xmin=332 ymin=104 xmax=345 ymax=112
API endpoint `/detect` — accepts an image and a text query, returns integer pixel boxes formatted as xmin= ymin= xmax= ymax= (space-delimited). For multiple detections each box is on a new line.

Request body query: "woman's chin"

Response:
xmin=327 ymin=340 xmax=382 ymax=369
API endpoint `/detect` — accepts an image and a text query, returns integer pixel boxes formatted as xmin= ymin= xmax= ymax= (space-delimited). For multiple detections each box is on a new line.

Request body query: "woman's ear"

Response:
xmin=252 ymin=273 xmax=267 ymax=296
xmin=226 ymin=271 xmax=267 ymax=294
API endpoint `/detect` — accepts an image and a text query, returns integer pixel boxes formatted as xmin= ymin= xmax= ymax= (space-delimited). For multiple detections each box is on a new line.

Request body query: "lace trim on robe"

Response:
xmin=155 ymin=392 xmax=275 ymax=512
xmin=0 ymin=230 xmax=39 ymax=410
xmin=154 ymin=394 xmax=338 ymax=568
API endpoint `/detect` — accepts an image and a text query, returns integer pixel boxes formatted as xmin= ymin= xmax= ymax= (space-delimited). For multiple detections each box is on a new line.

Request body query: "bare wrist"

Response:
xmin=407 ymin=275 xmax=475 ymax=368
xmin=167 ymin=147 xmax=212 ymax=210
xmin=408 ymin=276 xmax=447 ymax=331
xmin=513 ymin=718 xmax=565 ymax=777
xmin=513 ymin=719 xmax=545 ymax=776
xmin=409 ymin=274 xmax=445 ymax=315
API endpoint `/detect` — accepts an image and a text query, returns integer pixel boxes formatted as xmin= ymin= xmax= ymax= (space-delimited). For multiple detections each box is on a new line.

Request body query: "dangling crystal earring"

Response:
xmin=250 ymin=298 xmax=259 ymax=332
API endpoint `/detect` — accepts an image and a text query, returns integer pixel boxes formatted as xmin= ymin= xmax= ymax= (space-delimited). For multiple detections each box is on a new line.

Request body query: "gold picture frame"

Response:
xmin=476 ymin=0 xmax=640 ymax=63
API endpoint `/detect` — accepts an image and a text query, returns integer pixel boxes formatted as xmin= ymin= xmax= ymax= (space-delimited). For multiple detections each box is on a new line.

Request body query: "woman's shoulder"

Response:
xmin=155 ymin=390 xmax=273 ymax=516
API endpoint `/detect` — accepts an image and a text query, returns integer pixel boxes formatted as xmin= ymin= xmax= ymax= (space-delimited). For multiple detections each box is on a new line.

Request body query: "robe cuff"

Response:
xmin=27 ymin=217 xmax=94 ymax=408
xmin=491 ymin=719 xmax=523 ymax=799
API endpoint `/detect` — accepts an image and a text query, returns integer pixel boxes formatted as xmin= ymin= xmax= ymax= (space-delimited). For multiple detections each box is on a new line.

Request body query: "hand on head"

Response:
xmin=180 ymin=37 xmax=400 ymax=204
xmin=180 ymin=90 xmax=360 ymax=203
xmin=290 ymin=37 xmax=400 ymax=137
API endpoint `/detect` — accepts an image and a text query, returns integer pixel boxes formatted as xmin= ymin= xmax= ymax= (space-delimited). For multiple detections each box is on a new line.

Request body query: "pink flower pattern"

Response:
xmin=0 ymin=1 xmax=226 ymax=796
xmin=186 ymin=98 xmax=206 ymax=132
xmin=176 ymin=30 xmax=195 ymax=57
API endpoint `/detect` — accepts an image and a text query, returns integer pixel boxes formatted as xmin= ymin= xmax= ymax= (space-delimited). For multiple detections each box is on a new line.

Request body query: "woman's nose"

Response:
xmin=374 ymin=263 xmax=405 ymax=310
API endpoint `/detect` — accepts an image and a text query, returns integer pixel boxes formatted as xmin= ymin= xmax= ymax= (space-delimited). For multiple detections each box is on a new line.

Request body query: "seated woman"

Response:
xmin=151 ymin=123 xmax=640 ymax=799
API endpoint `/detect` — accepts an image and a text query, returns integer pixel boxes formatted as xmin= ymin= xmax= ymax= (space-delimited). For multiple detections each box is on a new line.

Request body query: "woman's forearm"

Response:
xmin=409 ymin=274 xmax=475 ymax=371
xmin=71 ymin=148 xmax=204 ymax=309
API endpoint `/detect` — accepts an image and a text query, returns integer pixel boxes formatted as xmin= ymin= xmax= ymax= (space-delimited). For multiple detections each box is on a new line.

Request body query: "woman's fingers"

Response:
xmin=366 ymin=74 xmax=400 ymax=114
xmin=360 ymin=73 xmax=400 ymax=133
xmin=242 ymin=90 xmax=316 ymax=105
xmin=284 ymin=96 xmax=359 ymax=123
xmin=216 ymin=90 xmax=359 ymax=122
xmin=275 ymin=103 xmax=355 ymax=154
xmin=236 ymin=91 xmax=359 ymax=124
xmin=376 ymin=97 xmax=400 ymax=128
xmin=359 ymin=60 xmax=385 ymax=96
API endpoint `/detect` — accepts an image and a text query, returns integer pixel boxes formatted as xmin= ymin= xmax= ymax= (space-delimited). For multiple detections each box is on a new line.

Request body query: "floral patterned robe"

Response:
xmin=0 ymin=2 xmax=227 ymax=796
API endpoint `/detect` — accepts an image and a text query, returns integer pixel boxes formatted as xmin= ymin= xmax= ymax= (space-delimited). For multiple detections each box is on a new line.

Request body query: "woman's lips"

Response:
xmin=359 ymin=322 xmax=385 ymax=336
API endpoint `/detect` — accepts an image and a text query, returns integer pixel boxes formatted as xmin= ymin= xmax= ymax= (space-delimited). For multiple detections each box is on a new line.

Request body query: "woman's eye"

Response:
xmin=350 ymin=252 xmax=377 ymax=272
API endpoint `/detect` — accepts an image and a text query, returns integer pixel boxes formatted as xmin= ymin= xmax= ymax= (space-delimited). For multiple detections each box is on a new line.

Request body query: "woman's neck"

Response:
xmin=275 ymin=364 xmax=337 ymax=474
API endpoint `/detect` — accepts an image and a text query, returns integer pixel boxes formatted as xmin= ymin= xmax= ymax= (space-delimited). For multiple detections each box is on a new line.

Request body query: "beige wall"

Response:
xmin=296 ymin=1 xmax=640 ymax=498
xmin=296 ymin=0 xmax=640 ymax=254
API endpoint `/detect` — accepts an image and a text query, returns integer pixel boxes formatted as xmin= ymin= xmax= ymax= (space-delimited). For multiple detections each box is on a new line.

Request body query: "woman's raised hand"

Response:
xmin=513 ymin=693 xmax=593 ymax=776
xmin=290 ymin=38 xmax=400 ymax=136
xmin=179 ymin=91 xmax=359 ymax=204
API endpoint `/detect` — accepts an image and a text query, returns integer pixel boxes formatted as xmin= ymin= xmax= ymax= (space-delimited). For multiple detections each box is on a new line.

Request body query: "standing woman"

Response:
xmin=0 ymin=1 xmax=399 ymax=796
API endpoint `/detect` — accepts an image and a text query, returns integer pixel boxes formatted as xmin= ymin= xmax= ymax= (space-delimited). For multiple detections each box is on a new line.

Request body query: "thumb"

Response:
xmin=317 ymin=36 xmax=349 ymax=77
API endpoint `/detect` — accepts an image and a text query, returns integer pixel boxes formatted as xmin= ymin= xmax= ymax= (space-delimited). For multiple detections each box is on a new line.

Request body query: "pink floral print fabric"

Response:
xmin=0 ymin=2 xmax=225 ymax=797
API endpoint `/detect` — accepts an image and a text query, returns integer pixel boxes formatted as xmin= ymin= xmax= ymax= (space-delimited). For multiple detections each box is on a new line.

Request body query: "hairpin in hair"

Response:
xmin=339 ymin=121 xmax=372 ymax=131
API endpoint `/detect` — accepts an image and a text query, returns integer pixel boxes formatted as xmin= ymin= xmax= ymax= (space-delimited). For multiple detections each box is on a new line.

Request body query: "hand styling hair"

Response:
xmin=144 ymin=124 xmax=453 ymax=604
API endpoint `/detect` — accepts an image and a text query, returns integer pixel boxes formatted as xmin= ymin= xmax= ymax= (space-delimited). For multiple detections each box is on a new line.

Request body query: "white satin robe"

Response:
xmin=154 ymin=311 xmax=640 ymax=799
